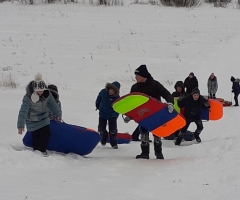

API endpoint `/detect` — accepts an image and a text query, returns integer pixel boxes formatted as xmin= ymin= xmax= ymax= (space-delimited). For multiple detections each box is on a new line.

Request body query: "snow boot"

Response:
xmin=110 ymin=133 xmax=118 ymax=148
xmin=175 ymin=135 xmax=183 ymax=145
xmin=154 ymin=137 xmax=164 ymax=159
xmin=194 ymin=132 xmax=201 ymax=143
xmin=136 ymin=144 xmax=149 ymax=159
xmin=100 ymin=131 xmax=108 ymax=146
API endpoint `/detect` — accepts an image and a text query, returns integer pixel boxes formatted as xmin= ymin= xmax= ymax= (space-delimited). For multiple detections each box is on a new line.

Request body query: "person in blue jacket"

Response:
xmin=95 ymin=81 xmax=121 ymax=149
xmin=17 ymin=73 xmax=62 ymax=157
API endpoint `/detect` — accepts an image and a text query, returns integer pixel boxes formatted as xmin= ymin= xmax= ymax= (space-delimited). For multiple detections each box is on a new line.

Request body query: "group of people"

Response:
xmin=17 ymin=66 xmax=240 ymax=159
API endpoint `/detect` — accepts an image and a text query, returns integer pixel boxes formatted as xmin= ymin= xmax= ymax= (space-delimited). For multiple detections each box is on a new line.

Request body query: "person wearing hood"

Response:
xmin=48 ymin=84 xmax=62 ymax=120
xmin=95 ymin=81 xmax=121 ymax=149
xmin=172 ymin=81 xmax=187 ymax=98
xmin=164 ymin=81 xmax=187 ymax=140
xmin=17 ymin=73 xmax=62 ymax=157
xmin=124 ymin=64 xmax=174 ymax=160
xmin=184 ymin=72 xmax=199 ymax=95
xmin=207 ymin=73 xmax=218 ymax=99
xmin=175 ymin=87 xmax=210 ymax=146
xmin=231 ymin=76 xmax=240 ymax=106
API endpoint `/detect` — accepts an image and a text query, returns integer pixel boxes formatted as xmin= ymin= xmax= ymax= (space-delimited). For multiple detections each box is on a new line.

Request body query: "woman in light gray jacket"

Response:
xmin=17 ymin=73 xmax=61 ymax=157
xmin=208 ymin=73 xmax=218 ymax=99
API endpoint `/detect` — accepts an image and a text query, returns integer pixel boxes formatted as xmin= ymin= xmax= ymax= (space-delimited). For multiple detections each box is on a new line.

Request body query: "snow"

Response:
xmin=0 ymin=1 xmax=240 ymax=199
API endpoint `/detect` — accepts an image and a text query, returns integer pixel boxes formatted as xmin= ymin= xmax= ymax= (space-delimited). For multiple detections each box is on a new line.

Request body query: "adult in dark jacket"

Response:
xmin=125 ymin=64 xmax=174 ymax=159
xmin=231 ymin=76 xmax=240 ymax=106
xmin=175 ymin=88 xmax=210 ymax=145
xmin=95 ymin=81 xmax=120 ymax=149
xmin=184 ymin=72 xmax=198 ymax=95
xmin=207 ymin=73 xmax=218 ymax=99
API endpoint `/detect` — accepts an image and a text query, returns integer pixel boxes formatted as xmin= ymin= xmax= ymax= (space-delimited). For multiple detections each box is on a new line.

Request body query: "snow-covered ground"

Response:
xmin=0 ymin=2 xmax=240 ymax=199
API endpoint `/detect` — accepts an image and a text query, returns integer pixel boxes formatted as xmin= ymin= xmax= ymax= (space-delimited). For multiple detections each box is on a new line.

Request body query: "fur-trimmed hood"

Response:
xmin=105 ymin=81 xmax=120 ymax=96
xmin=231 ymin=76 xmax=240 ymax=82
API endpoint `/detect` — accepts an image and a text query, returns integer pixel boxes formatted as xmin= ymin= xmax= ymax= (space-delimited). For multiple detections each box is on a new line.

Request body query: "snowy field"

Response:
xmin=0 ymin=2 xmax=240 ymax=200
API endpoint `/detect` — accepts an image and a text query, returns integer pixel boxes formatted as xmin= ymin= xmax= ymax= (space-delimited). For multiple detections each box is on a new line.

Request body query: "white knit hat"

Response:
xmin=32 ymin=73 xmax=47 ymax=92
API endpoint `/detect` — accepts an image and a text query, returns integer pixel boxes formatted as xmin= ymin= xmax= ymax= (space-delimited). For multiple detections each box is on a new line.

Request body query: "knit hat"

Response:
xmin=134 ymin=65 xmax=151 ymax=78
xmin=189 ymin=72 xmax=194 ymax=76
xmin=32 ymin=73 xmax=47 ymax=92
xmin=191 ymin=87 xmax=200 ymax=95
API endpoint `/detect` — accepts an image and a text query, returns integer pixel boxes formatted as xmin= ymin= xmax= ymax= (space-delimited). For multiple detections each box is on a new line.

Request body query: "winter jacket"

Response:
xmin=130 ymin=76 xmax=174 ymax=104
xmin=231 ymin=77 xmax=240 ymax=95
xmin=184 ymin=76 xmax=198 ymax=94
xmin=17 ymin=81 xmax=62 ymax=132
xmin=95 ymin=82 xmax=120 ymax=119
xmin=207 ymin=76 xmax=218 ymax=95
xmin=172 ymin=81 xmax=187 ymax=98
xmin=48 ymin=88 xmax=62 ymax=120
xmin=178 ymin=95 xmax=210 ymax=120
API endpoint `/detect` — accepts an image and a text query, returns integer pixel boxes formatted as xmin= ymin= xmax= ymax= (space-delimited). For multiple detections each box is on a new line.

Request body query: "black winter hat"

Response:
xmin=189 ymin=72 xmax=194 ymax=76
xmin=231 ymin=76 xmax=235 ymax=82
xmin=191 ymin=87 xmax=200 ymax=95
xmin=134 ymin=65 xmax=151 ymax=78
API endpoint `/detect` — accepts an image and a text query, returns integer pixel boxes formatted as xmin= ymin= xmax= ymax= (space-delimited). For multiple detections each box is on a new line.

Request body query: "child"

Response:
xmin=175 ymin=87 xmax=210 ymax=145
xmin=95 ymin=81 xmax=120 ymax=149
xmin=164 ymin=81 xmax=187 ymax=140
xmin=17 ymin=73 xmax=62 ymax=157
xmin=172 ymin=81 xmax=187 ymax=98
xmin=48 ymin=84 xmax=62 ymax=120
xmin=230 ymin=76 xmax=240 ymax=106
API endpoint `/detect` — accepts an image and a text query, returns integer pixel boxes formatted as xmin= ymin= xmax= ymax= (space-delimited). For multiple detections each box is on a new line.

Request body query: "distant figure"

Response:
xmin=184 ymin=72 xmax=198 ymax=95
xmin=207 ymin=73 xmax=218 ymax=99
xmin=230 ymin=76 xmax=240 ymax=106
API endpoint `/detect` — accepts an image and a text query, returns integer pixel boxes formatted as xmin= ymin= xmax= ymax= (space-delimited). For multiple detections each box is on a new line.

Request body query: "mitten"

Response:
xmin=166 ymin=102 xmax=174 ymax=113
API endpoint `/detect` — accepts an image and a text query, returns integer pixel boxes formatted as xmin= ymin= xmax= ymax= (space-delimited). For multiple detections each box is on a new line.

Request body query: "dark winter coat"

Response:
xmin=17 ymin=81 xmax=62 ymax=132
xmin=184 ymin=76 xmax=198 ymax=94
xmin=172 ymin=81 xmax=187 ymax=98
xmin=207 ymin=76 xmax=218 ymax=95
xmin=95 ymin=82 xmax=120 ymax=119
xmin=130 ymin=76 xmax=174 ymax=104
xmin=231 ymin=77 xmax=240 ymax=95
xmin=178 ymin=95 xmax=210 ymax=120
xmin=48 ymin=88 xmax=62 ymax=120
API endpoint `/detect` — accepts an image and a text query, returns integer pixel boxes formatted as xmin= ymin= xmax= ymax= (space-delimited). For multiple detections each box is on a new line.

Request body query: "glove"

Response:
xmin=204 ymin=102 xmax=210 ymax=109
xmin=166 ymin=102 xmax=174 ymax=113
xmin=123 ymin=116 xmax=132 ymax=123
xmin=54 ymin=117 xmax=62 ymax=122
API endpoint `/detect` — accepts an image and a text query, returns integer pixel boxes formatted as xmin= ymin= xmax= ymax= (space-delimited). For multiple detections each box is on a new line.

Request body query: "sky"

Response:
xmin=0 ymin=1 xmax=240 ymax=200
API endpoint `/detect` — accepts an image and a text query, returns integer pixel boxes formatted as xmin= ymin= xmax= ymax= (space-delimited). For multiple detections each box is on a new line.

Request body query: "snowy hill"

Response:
xmin=0 ymin=2 xmax=240 ymax=200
